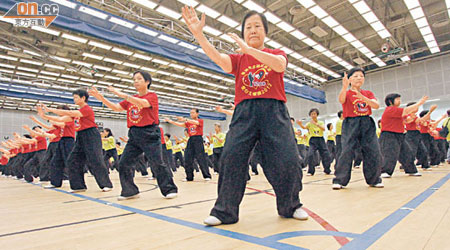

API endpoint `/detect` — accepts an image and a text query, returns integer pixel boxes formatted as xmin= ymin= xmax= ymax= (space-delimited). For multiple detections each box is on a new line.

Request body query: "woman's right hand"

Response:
xmin=342 ymin=72 xmax=350 ymax=89
xmin=181 ymin=5 xmax=205 ymax=38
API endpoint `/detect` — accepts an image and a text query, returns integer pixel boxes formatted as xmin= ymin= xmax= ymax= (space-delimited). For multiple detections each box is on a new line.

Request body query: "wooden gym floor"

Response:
xmin=1 ymin=163 xmax=449 ymax=250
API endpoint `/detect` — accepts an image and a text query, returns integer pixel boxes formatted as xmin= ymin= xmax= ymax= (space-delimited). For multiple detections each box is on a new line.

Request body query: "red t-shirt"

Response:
xmin=23 ymin=143 xmax=34 ymax=153
xmin=61 ymin=121 xmax=75 ymax=138
xmin=47 ymin=128 xmax=61 ymax=143
xmin=342 ymin=89 xmax=375 ymax=118
xmin=381 ymin=106 xmax=405 ymax=133
xmin=75 ymin=105 xmax=97 ymax=132
xmin=35 ymin=136 xmax=47 ymax=151
xmin=0 ymin=156 xmax=8 ymax=165
xmin=229 ymin=48 xmax=288 ymax=105
xmin=404 ymin=116 xmax=420 ymax=131
xmin=160 ymin=126 xmax=165 ymax=144
xmin=420 ymin=121 xmax=430 ymax=134
xmin=185 ymin=119 xmax=204 ymax=137
xmin=434 ymin=128 xmax=445 ymax=140
xmin=119 ymin=92 xmax=159 ymax=128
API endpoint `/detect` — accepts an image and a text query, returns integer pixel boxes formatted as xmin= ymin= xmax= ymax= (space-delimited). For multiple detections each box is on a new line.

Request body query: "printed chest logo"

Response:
xmin=189 ymin=125 xmax=197 ymax=134
xmin=74 ymin=118 xmax=81 ymax=130
xmin=240 ymin=64 xmax=273 ymax=97
xmin=128 ymin=106 xmax=143 ymax=124
xmin=352 ymin=99 xmax=369 ymax=116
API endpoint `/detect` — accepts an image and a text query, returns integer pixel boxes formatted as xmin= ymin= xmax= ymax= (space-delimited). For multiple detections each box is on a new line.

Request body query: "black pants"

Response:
xmin=212 ymin=147 xmax=223 ymax=173
xmin=380 ymin=132 xmax=418 ymax=175
xmin=104 ymin=148 xmax=118 ymax=170
xmin=163 ymin=148 xmax=176 ymax=172
xmin=333 ymin=116 xmax=382 ymax=186
xmin=24 ymin=150 xmax=46 ymax=182
xmin=136 ymin=153 xmax=149 ymax=176
xmin=405 ymin=130 xmax=429 ymax=169
xmin=174 ymin=151 xmax=184 ymax=168
xmin=67 ymin=128 xmax=113 ymax=190
xmin=249 ymin=142 xmax=263 ymax=175
xmin=335 ymin=135 xmax=342 ymax=168
xmin=436 ymin=139 xmax=446 ymax=163
xmin=118 ymin=125 xmax=177 ymax=197
xmin=14 ymin=153 xmax=33 ymax=179
xmin=327 ymin=140 xmax=336 ymax=164
xmin=39 ymin=142 xmax=58 ymax=181
xmin=210 ymin=99 xmax=303 ymax=224
xmin=420 ymin=133 xmax=439 ymax=166
xmin=352 ymin=142 xmax=363 ymax=167
xmin=184 ymin=135 xmax=211 ymax=180
xmin=50 ymin=137 xmax=74 ymax=187
xmin=307 ymin=137 xmax=332 ymax=175
xmin=297 ymin=144 xmax=307 ymax=168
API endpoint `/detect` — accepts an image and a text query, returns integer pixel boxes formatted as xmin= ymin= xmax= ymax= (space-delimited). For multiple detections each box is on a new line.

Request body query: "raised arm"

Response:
xmin=215 ymin=106 xmax=234 ymax=116
xmin=338 ymin=73 xmax=350 ymax=104
xmin=431 ymin=114 xmax=448 ymax=128
xmin=88 ymin=87 xmax=124 ymax=111
xmin=296 ymin=120 xmax=308 ymax=130
xmin=35 ymin=128 xmax=57 ymax=140
xmin=29 ymin=116 xmax=53 ymax=130
xmin=165 ymin=118 xmax=187 ymax=128
xmin=353 ymin=90 xmax=380 ymax=109
xmin=403 ymin=96 xmax=428 ymax=117
xmin=182 ymin=6 xmax=232 ymax=73
xmin=41 ymin=104 xmax=82 ymax=118
xmin=418 ymin=105 xmax=437 ymax=124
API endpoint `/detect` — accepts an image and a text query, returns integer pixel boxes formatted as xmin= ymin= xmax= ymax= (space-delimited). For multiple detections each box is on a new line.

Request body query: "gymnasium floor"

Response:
xmin=1 ymin=164 xmax=449 ymax=250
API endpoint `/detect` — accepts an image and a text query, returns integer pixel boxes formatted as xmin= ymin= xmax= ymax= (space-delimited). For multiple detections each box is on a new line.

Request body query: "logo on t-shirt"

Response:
xmin=128 ymin=105 xmax=143 ymax=124
xmin=74 ymin=118 xmax=80 ymax=130
xmin=189 ymin=126 xmax=197 ymax=135
xmin=241 ymin=64 xmax=273 ymax=97
xmin=352 ymin=99 xmax=370 ymax=116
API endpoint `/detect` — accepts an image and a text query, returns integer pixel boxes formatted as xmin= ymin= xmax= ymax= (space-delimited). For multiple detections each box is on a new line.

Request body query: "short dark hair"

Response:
xmin=116 ymin=142 xmax=121 ymax=146
xmin=241 ymin=11 xmax=268 ymax=39
xmin=184 ymin=128 xmax=188 ymax=133
xmin=347 ymin=67 xmax=365 ymax=78
xmin=192 ymin=108 xmax=199 ymax=113
xmin=104 ymin=128 xmax=113 ymax=137
xmin=337 ymin=110 xmax=343 ymax=118
xmin=447 ymin=109 xmax=450 ymax=116
xmin=24 ymin=134 xmax=32 ymax=139
xmin=309 ymin=108 xmax=319 ymax=116
xmin=385 ymin=93 xmax=401 ymax=106
xmin=419 ymin=110 xmax=428 ymax=117
xmin=72 ymin=89 xmax=89 ymax=102
xmin=406 ymin=102 xmax=416 ymax=107
xmin=164 ymin=133 xmax=171 ymax=139
xmin=32 ymin=126 xmax=42 ymax=130
xmin=133 ymin=71 xmax=152 ymax=89
xmin=327 ymin=123 xmax=332 ymax=130
xmin=290 ymin=117 xmax=295 ymax=122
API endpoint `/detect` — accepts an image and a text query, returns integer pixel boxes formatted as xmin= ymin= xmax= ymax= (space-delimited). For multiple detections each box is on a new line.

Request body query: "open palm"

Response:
xmin=181 ymin=6 xmax=205 ymax=37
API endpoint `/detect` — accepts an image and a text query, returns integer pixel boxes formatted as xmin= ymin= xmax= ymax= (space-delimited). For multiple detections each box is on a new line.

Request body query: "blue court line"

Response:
xmin=30 ymin=183 xmax=307 ymax=250
xmin=263 ymin=230 xmax=360 ymax=241
xmin=340 ymin=173 xmax=450 ymax=250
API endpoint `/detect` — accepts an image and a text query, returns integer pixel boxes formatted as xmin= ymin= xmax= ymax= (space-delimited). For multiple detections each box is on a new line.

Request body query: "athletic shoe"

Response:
xmin=12 ymin=176 xmax=18 ymax=180
xmin=164 ymin=193 xmax=177 ymax=199
xmin=380 ymin=173 xmax=391 ymax=178
xmin=306 ymin=173 xmax=312 ymax=176
xmin=422 ymin=168 xmax=432 ymax=171
xmin=408 ymin=172 xmax=422 ymax=177
xmin=69 ymin=189 xmax=86 ymax=193
xmin=293 ymin=208 xmax=309 ymax=220
xmin=147 ymin=177 xmax=155 ymax=180
xmin=370 ymin=183 xmax=384 ymax=188
xmin=214 ymin=172 xmax=219 ymax=175
xmin=354 ymin=166 xmax=360 ymax=169
xmin=102 ymin=187 xmax=112 ymax=192
xmin=332 ymin=183 xmax=343 ymax=190
xmin=117 ymin=194 xmax=139 ymax=201
xmin=43 ymin=184 xmax=56 ymax=189
xmin=251 ymin=172 xmax=256 ymax=176
xmin=204 ymin=178 xmax=211 ymax=181
xmin=203 ymin=216 xmax=222 ymax=226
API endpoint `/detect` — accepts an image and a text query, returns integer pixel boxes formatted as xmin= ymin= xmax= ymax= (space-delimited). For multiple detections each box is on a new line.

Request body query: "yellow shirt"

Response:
xmin=212 ymin=132 xmax=226 ymax=148
xmin=172 ymin=144 xmax=182 ymax=153
xmin=327 ymin=132 xmax=336 ymax=141
xmin=116 ymin=146 xmax=123 ymax=156
xmin=306 ymin=133 xmax=311 ymax=147
xmin=307 ymin=121 xmax=325 ymax=137
xmin=205 ymin=145 xmax=213 ymax=156
xmin=336 ymin=119 xmax=343 ymax=136
xmin=165 ymin=140 xmax=173 ymax=150
xmin=444 ymin=118 xmax=450 ymax=142
xmin=102 ymin=136 xmax=115 ymax=151
xmin=376 ymin=128 xmax=381 ymax=138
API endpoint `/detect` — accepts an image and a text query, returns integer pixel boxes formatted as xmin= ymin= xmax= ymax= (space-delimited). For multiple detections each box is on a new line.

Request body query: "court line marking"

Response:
xmin=263 ymin=230 xmax=361 ymax=241
xmin=339 ymin=173 xmax=450 ymax=250
xmin=26 ymin=183 xmax=307 ymax=250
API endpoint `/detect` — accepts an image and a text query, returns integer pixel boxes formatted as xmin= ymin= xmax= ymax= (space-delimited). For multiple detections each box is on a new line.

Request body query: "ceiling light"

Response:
xmin=178 ymin=41 xmax=197 ymax=50
xmin=309 ymin=5 xmax=328 ymax=19
xmin=362 ymin=12 xmax=378 ymax=24
xmin=353 ymin=0 xmax=371 ymax=14
xmin=156 ymin=5 xmax=182 ymax=19
xmin=217 ymin=15 xmax=240 ymax=28
xmin=403 ymin=0 xmax=421 ymax=10
xmin=93 ymin=65 xmax=112 ymax=71
xmin=322 ymin=16 xmax=339 ymax=27
xmin=109 ymin=17 xmax=135 ymax=29
xmin=20 ymin=59 xmax=43 ymax=66
xmin=158 ymin=34 xmax=179 ymax=44
xmin=264 ymin=11 xmax=281 ymax=24
xmin=333 ymin=25 xmax=348 ymax=35
xmin=302 ymin=38 xmax=317 ymax=46
xmin=123 ymin=62 xmax=140 ymax=68
xmin=44 ymin=64 xmax=64 ymax=70
xmin=130 ymin=0 xmax=158 ymax=9
xmin=88 ymin=41 xmax=112 ymax=50
xmin=79 ymin=6 xmax=108 ymax=19
xmin=177 ymin=0 xmax=199 ymax=7
xmin=0 ymin=55 xmax=18 ymax=61
xmin=296 ymin=0 xmax=316 ymax=9
xmin=203 ymin=26 xmax=222 ymax=36
xmin=152 ymin=58 xmax=170 ymax=65
xmin=242 ymin=0 xmax=265 ymax=13
xmin=49 ymin=0 xmax=77 ymax=9
xmin=197 ymin=4 xmax=220 ymax=18
xmin=135 ymin=26 xmax=158 ymax=36
xmin=277 ymin=21 xmax=295 ymax=32
xmin=112 ymin=47 xmax=133 ymax=55
xmin=82 ymin=52 xmax=103 ymax=60
xmin=31 ymin=26 xmax=61 ymax=36
xmin=266 ymin=40 xmax=282 ymax=48
xmin=61 ymin=33 xmax=88 ymax=43
xmin=103 ymin=57 xmax=123 ymax=64
xmin=133 ymin=53 xmax=152 ymax=60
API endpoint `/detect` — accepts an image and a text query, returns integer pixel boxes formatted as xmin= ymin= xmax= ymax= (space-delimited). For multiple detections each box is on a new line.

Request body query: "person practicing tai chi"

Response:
xmin=181 ymin=5 xmax=308 ymax=225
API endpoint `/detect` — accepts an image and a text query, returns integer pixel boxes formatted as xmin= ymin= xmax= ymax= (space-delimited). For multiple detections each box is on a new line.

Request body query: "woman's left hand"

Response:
xmin=228 ymin=33 xmax=251 ymax=54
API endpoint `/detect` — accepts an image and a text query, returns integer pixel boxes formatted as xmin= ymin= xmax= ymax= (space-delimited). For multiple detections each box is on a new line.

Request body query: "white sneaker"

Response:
xmin=251 ymin=172 xmax=256 ymax=176
xmin=214 ymin=172 xmax=219 ymax=175
xmin=354 ymin=166 xmax=360 ymax=169
xmin=203 ymin=216 xmax=222 ymax=226
xmin=43 ymin=184 xmax=56 ymax=189
xmin=117 ymin=194 xmax=140 ymax=201
xmin=306 ymin=173 xmax=312 ymax=176
xmin=204 ymin=178 xmax=211 ymax=181
xmin=63 ymin=180 xmax=69 ymax=184
xmin=182 ymin=178 xmax=188 ymax=182
xmin=380 ymin=173 xmax=391 ymax=178
xmin=147 ymin=177 xmax=155 ymax=180
xmin=102 ymin=187 xmax=112 ymax=192
xmin=12 ymin=176 xmax=18 ymax=180
xmin=408 ymin=172 xmax=422 ymax=177
xmin=293 ymin=208 xmax=309 ymax=220
xmin=164 ymin=193 xmax=177 ymax=199
xmin=370 ymin=183 xmax=384 ymax=188
xmin=69 ymin=189 xmax=86 ymax=193
xmin=332 ymin=183 xmax=343 ymax=190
